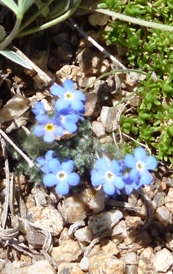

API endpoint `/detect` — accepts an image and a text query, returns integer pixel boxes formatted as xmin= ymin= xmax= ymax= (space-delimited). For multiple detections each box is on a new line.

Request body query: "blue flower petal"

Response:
xmin=48 ymin=158 xmax=61 ymax=173
xmin=109 ymin=160 xmax=120 ymax=173
xmin=124 ymin=154 xmax=135 ymax=168
xmin=55 ymin=182 xmax=69 ymax=195
xmin=62 ymin=160 xmax=74 ymax=172
xmin=124 ymin=184 xmax=134 ymax=195
xmin=140 ymin=170 xmax=152 ymax=186
xmin=67 ymin=172 xmax=80 ymax=186
xmin=36 ymin=114 xmax=49 ymax=124
xmin=63 ymin=79 xmax=74 ymax=91
xmin=112 ymin=176 xmax=125 ymax=189
xmin=43 ymin=174 xmax=57 ymax=187
xmin=34 ymin=125 xmax=44 ymax=137
xmin=36 ymin=157 xmax=45 ymax=165
xmin=94 ymin=158 xmax=108 ymax=172
xmin=32 ymin=102 xmax=45 ymax=116
xmin=43 ymin=133 xmax=54 ymax=143
xmin=129 ymin=168 xmax=139 ymax=182
xmin=103 ymin=183 xmax=115 ymax=195
xmin=41 ymin=166 xmax=50 ymax=174
xmin=63 ymin=121 xmax=77 ymax=132
xmin=66 ymin=113 xmax=78 ymax=123
xmin=71 ymin=100 xmax=85 ymax=111
xmin=54 ymin=126 xmax=64 ymax=137
xmin=45 ymin=150 xmax=54 ymax=161
xmin=55 ymin=98 xmax=69 ymax=111
xmin=91 ymin=171 xmax=105 ymax=187
xmin=50 ymin=83 xmax=65 ymax=96
xmin=74 ymin=90 xmax=86 ymax=101
xmin=144 ymin=156 xmax=157 ymax=170
xmin=134 ymin=147 xmax=146 ymax=160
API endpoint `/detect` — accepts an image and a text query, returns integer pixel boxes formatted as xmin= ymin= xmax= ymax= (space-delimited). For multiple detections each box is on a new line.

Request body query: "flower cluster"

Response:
xmin=91 ymin=147 xmax=157 ymax=196
xmin=32 ymin=79 xmax=86 ymax=143
xmin=32 ymin=79 xmax=158 ymax=197
xmin=37 ymin=150 xmax=80 ymax=195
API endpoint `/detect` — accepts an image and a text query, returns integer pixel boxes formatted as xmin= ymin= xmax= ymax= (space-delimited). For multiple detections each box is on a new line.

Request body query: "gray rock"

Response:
xmin=88 ymin=210 xmax=123 ymax=234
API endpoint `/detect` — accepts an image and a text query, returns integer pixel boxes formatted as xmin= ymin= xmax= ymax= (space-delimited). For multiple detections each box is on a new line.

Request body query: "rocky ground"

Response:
xmin=0 ymin=7 xmax=173 ymax=274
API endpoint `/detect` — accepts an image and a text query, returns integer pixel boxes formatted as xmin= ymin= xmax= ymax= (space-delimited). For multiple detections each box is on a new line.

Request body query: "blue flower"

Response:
xmin=32 ymin=102 xmax=45 ymax=119
xmin=33 ymin=114 xmax=63 ymax=142
xmin=91 ymin=158 xmax=125 ymax=196
xmin=124 ymin=147 xmax=157 ymax=188
xmin=36 ymin=150 xmax=57 ymax=174
xmin=55 ymin=109 xmax=78 ymax=133
xmin=43 ymin=159 xmax=80 ymax=195
xmin=50 ymin=79 xmax=86 ymax=112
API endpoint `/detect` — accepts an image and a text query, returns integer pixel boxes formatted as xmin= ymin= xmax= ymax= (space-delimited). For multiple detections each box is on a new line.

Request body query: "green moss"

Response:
xmin=101 ymin=0 xmax=173 ymax=162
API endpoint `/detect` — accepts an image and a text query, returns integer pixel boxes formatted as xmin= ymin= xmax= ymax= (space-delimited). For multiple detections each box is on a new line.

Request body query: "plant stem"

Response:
xmin=80 ymin=6 xmax=173 ymax=32
xmin=17 ymin=0 xmax=53 ymax=34
xmin=17 ymin=0 xmax=81 ymax=37
xmin=0 ymin=16 xmax=22 ymax=50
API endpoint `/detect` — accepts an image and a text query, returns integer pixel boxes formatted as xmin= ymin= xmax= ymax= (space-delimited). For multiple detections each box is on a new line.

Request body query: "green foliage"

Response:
xmin=8 ymin=119 xmax=125 ymax=181
xmin=101 ymin=0 xmax=173 ymax=162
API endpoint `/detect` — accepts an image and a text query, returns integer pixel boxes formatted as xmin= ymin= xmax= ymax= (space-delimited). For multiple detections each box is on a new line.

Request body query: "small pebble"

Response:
xmin=156 ymin=206 xmax=172 ymax=226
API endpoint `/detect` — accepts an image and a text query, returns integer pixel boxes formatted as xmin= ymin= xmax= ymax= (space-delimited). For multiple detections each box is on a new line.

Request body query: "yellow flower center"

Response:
xmin=136 ymin=161 xmax=144 ymax=171
xmin=45 ymin=123 xmax=54 ymax=132
xmin=65 ymin=92 xmax=73 ymax=100
xmin=105 ymin=171 xmax=114 ymax=181
xmin=58 ymin=172 xmax=65 ymax=178
xmin=57 ymin=171 xmax=66 ymax=180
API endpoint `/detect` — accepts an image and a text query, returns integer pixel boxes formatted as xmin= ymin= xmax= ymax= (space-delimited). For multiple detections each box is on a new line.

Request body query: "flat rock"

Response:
xmin=57 ymin=193 xmax=91 ymax=223
xmin=152 ymin=248 xmax=173 ymax=272
xmin=88 ymin=253 xmax=124 ymax=274
xmin=51 ymin=240 xmax=82 ymax=264
xmin=27 ymin=205 xmax=64 ymax=236
xmin=88 ymin=209 xmax=123 ymax=234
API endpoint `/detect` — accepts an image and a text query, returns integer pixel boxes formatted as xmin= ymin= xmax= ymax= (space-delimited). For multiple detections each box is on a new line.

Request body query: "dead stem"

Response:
xmin=0 ymin=129 xmax=34 ymax=168
xmin=68 ymin=17 xmax=127 ymax=70
xmin=0 ymin=137 xmax=10 ymax=228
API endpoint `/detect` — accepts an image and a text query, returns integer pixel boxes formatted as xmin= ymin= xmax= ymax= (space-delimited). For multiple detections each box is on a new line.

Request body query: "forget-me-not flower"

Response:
xmin=124 ymin=147 xmax=157 ymax=188
xmin=91 ymin=158 xmax=125 ymax=196
xmin=55 ymin=109 xmax=78 ymax=133
xmin=34 ymin=114 xmax=63 ymax=142
xmin=43 ymin=159 xmax=80 ymax=195
xmin=36 ymin=150 xmax=58 ymax=174
xmin=50 ymin=79 xmax=86 ymax=112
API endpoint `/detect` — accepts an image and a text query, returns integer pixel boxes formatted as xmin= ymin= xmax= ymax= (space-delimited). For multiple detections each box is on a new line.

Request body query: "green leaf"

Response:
xmin=18 ymin=0 xmax=35 ymax=15
xmin=0 ymin=0 xmax=18 ymax=14
xmin=0 ymin=49 xmax=32 ymax=69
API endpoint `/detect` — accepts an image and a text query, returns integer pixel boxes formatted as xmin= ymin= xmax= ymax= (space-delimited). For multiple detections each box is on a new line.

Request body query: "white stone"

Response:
xmin=125 ymin=252 xmax=138 ymax=265
xmin=153 ymin=248 xmax=173 ymax=272
xmin=89 ymin=188 xmax=107 ymax=213
xmin=74 ymin=226 xmax=93 ymax=242
xmin=156 ymin=206 xmax=172 ymax=226
xmin=92 ymin=121 xmax=106 ymax=138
